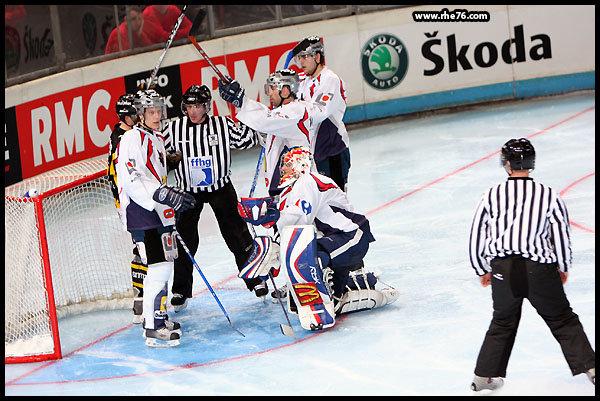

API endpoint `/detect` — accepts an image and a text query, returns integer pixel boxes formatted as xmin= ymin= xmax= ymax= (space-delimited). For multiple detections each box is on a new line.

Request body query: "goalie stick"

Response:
xmin=247 ymin=149 xmax=295 ymax=338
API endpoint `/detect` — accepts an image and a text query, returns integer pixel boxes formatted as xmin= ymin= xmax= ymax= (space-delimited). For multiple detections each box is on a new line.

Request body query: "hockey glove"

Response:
xmin=218 ymin=78 xmax=245 ymax=108
xmin=238 ymin=197 xmax=279 ymax=228
xmin=153 ymin=185 xmax=196 ymax=212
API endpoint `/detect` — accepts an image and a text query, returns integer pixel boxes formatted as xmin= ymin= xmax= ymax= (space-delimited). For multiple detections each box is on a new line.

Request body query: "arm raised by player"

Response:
xmin=219 ymin=78 xmax=320 ymax=143
xmin=238 ymin=98 xmax=321 ymax=143
xmin=225 ymin=116 xmax=264 ymax=150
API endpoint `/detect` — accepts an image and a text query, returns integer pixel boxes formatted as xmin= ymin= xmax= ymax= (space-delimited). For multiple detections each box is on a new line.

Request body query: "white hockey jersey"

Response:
xmin=297 ymin=67 xmax=349 ymax=161
xmin=276 ymin=172 xmax=374 ymax=243
xmin=236 ymin=98 xmax=328 ymax=195
xmin=114 ymin=125 xmax=175 ymax=231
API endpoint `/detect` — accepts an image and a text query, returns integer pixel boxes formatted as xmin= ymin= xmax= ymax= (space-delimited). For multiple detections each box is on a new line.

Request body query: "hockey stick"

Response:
xmin=187 ymin=10 xmax=230 ymax=83
xmin=146 ymin=5 xmax=189 ymax=89
xmin=268 ymin=273 xmax=295 ymax=337
xmin=174 ymin=231 xmax=246 ymax=338
xmin=248 ymin=146 xmax=265 ymax=198
xmin=283 ymin=50 xmax=295 ymax=69
xmin=246 ymin=148 xmax=295 ymax=338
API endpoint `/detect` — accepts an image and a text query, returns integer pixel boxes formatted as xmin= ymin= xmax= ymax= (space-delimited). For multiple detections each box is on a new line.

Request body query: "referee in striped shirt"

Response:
xmin=468 ymin=138 xmax=595 ymax=391
xmin=162 ymin=84 xmax=267 ymax=311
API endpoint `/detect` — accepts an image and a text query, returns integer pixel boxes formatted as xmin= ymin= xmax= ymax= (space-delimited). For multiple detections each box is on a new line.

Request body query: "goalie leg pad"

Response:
xmin=142 ymin=261 xmax=171 ymax=330
xmin=280 ymin=225 xmax=335 ymax=331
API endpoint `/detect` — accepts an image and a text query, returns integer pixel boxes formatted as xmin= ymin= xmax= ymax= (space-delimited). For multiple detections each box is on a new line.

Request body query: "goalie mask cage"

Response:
xmin=5 ymin=156 xmax=134 ymax=364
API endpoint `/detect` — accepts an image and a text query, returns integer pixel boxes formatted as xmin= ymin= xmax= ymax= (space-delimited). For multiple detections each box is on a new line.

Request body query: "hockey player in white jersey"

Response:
xmin=218 ymin=69 xmax=328 ymax=197
xmin=115 ymin=89 xmax=196 ymax=347
xmin=236 ymin=147 xmax=398 ymax=331
xmin=291 ymin=36 xmax=351 ymax=192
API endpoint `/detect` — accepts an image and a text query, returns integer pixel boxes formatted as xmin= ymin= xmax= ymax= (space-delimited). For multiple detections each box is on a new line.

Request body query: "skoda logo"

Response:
xmin=361 ymin=33 xmax=408 ymax=90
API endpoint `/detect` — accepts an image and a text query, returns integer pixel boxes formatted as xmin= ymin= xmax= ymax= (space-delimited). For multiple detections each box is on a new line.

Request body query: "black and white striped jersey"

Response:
xmin=469 ymin=177 xmax=572 ymax=276
xmin=162 ymin=115 xmax=259 ymax=193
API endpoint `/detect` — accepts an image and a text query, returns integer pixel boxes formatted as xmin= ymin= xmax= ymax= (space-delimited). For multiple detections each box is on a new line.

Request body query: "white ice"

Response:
xmin=5 ymin=91 xmax=595 ymax=396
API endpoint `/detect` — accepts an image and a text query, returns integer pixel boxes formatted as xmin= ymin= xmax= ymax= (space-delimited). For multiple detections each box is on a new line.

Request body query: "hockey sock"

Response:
xmin=143 ymin=261 xmax=172 ymax=330
xmin=131 ymin=252 xmax=147 ymax=297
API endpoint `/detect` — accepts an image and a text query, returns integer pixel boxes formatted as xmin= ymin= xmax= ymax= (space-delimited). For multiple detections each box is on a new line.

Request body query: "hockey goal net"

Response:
xmin=5 ymin=156 xmax=134 ymax=364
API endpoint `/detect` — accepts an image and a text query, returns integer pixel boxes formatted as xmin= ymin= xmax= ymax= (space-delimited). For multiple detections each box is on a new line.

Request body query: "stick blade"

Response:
xmin=189 ymin=8 xmax=207 ymax=37
xmin=280 ymin=324 xmax=295 ymax=338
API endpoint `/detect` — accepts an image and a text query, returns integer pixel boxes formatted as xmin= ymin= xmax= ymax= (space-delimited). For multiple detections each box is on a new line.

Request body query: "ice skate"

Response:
xmin=142 ymin=319 xmax=182 ymax=338
xmin=170 ymin=293 xmax=188 ymax=312
xmin=132 ymin=297 xmax=143 ymax=324
xmin=254 ymin=281 xmax=268 ymax=299
xmin=144 ymin=326 xmax=181 ymax=347
xmin=470 ymin=375 xmax=504 ymax=391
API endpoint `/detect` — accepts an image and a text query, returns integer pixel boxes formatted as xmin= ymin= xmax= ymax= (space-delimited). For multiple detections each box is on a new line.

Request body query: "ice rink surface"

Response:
xmin=5 ymin=91 xmax=595 ymax=396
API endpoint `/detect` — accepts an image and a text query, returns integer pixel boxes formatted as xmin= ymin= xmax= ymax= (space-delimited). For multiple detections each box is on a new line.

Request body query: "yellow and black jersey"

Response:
xmin=107 ymin=123 xmax=128 ymax=208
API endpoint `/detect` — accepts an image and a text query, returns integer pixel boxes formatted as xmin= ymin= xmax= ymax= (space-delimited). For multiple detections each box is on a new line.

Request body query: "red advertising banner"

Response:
xmin=11 ymin=41 xmax=299 ymax=181
xmin=179 ymin=41 xmax=297 ymax=119
xmin=15 ymin=77 xmax=126 ymax=178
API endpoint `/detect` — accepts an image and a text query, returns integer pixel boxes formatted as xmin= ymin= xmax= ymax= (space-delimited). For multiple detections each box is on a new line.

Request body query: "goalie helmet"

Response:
xmin=133 ymin=89 xmax=167 ymax=120
xmin=115 ymin=93 xmax=137 ymax=121
xmin=264 ymin=69 xmax=300 ymax=97
xmin=279 ymin=146 xmax=312 ymax=188
xmin=292 ymin=35 xmax=324 ymax=59
xmin=500 ymin=138 xmax=536 ymax=170
xmin=181 ymin=84 xmax=212 ymax=115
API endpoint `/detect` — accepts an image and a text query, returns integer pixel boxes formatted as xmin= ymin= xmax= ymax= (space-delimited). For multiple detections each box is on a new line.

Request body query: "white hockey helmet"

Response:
xmin=279 ymin=146 xmax=313 ymax=188
xmin=264 ymin=69 xmax=300 ymax=97
xmin=133 ymin=89 xmax=167 ymax=120
xmin=292 ymin=35 xmax=324 ymax=59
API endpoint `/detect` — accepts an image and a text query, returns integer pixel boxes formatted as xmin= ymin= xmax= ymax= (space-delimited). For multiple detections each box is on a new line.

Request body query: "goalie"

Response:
xmin=237 ymin=147 xmax=398 ymax=331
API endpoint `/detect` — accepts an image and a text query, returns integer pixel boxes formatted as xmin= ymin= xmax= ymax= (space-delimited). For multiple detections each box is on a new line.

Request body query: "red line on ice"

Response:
xmin=6 ymin=105 xmax=594 ymax=387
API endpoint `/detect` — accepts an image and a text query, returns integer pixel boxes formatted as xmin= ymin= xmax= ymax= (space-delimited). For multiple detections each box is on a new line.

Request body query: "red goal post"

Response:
xmin=5 ymin=156 xmax=134 ymax=364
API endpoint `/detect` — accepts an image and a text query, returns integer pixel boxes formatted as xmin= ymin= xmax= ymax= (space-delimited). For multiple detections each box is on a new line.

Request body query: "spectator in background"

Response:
xmin=105 ymin=5 xmax=168 ymax=54
xmin=5 ymin=5 xmax=27 ymax=24
xmin=143 ymin=5 xmax=192 ymax=40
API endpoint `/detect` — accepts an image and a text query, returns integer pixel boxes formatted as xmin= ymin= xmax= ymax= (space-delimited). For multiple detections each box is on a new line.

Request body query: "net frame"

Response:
xmin=5 ymin=157 xmax=133 ymax=364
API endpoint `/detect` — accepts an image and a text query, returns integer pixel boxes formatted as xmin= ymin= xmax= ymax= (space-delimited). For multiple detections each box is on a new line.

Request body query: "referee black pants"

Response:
xmin=172 ymin=182 xmax=262 ymax=298
xmin=474 ymin=255 xmax=595 ymax=378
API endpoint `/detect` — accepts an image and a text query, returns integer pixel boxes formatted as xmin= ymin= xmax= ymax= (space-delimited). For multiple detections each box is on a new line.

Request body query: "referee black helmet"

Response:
xmin=500 ymin=138 xmax=536 ymax=170
xmin=181 ymin=84 xmax=211 ymax=115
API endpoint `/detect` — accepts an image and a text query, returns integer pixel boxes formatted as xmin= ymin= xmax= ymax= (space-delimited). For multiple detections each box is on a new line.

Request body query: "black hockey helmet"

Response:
xmin=181 ymin=84 xmax=211 ymax=114
xmin=291 ymin=35 xmax=324 ymax=61
xmin=500 ymin=138 xmax=536 ymax=170
xmin=115 ymin=93 xmax=137 ymax=121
